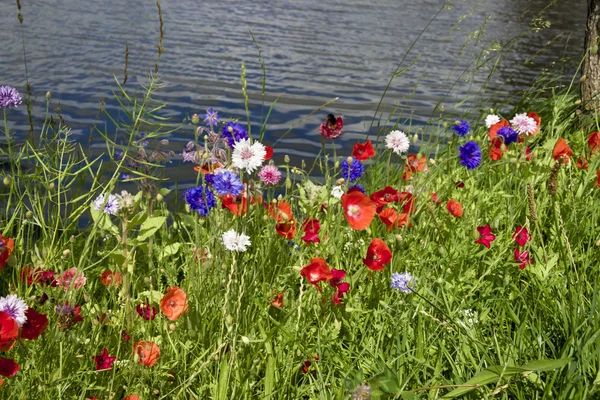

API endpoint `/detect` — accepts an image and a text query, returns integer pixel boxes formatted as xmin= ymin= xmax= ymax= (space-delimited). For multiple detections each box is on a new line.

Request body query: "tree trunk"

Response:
xmin=583 ymin=0 xmax=600 ymax=111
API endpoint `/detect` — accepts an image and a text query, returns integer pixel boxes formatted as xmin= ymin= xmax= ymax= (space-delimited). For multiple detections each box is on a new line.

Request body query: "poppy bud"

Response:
xmin=156 ymin=193 xmax=163 ymax=202
xmin=169 ymin=324 xmax=176 ymax=331
xmin=241 ymin=336 xmax=250 ymax=345
xmin=346 ymin=156 xmax=353 ymax=165
xmin=3 ymin=176 xmax=11 ymax=185
xmin=285 ymin=178 xmax=292 ymax=190
xmin=191 ymin=113 xmax=199 ymax=124
xmin=49 ymin=182 xmax=55 ymax=191
xmin=26 ymin=211 xmax=33 ymax=219
xmin=335 ymin=178 xmax=345 ymax=185
xmin=284 ymin=155 xmax=290 ymax=164
xmin=413 ymin=134 xmax=418 ymax=144
xmin=63 ymin=249 xmax=70 ymax=257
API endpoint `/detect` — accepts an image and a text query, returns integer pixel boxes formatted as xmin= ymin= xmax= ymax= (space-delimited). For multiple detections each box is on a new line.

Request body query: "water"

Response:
xmin=0 ymin=0 xmax=586 ymax=186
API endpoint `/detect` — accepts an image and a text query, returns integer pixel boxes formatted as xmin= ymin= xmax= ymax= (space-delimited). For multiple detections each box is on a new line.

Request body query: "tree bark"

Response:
xmin=583 ymin=0 xmax=600 ymax=111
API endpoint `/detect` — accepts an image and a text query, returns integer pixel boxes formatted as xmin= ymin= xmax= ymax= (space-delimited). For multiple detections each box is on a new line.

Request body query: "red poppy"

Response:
xmin=264 ymin=146 xmax=274 ymax=161
xmin=21 ymin=308 xmax=48 ymax=340
xmin=489 ymin=137 xmax=506 ymax=161
xmin=514 ymin=249 xmax=533 ymax=270
xmin=475 ymin=225 xmax=496 ymax=248
xmin=268 ymin=201 xmax=293 ymax=222
xmin=301 ymin=218 xmax=321 ymax=244
xmin=275 ymin=219 xmax=297 ymax=240
xmin=525 ymin=146 xmax=533 ymax=161
xmin=301 ymin=359 xmax=312 ymax=374
xmin=92 ymin=348 xmax=117 ymax=371
xmin=330 ymin=268 xmax=346 ymax=287
xmin=0 ymin=358 xmax=19 ymax=377
xmin=362 ymin=238 xmax=392 ymax=271
xmin=332 ymin=282 xmax=350 ymax=305
xmin=0 ymin=312 xmax=18 ymax=351
xmin=527 ymin=112 xmax=541 ymax=135
xmin=446 ymin=200 xmax=463 ymax=218
xmin=431 ymin=192 xmax=442 ymax=205
xmin=406 ymin=154 xmax=428 ymax=173
xmin=576 ymin=157 xmax=589 ymax=170
xmin=133 ymin=341 xmax=160 ymax=367
xmin=370 ymin=186 xmax=399 ymax=213
xmin=136 ymin=303 xmax=157 ymax=320
xmin=513 ymin=226 xmax=530 ymax=246
xmin=455 ymin=181 xmax=465 ymax=188
xmin=100 ymin=270 xmax=122 ymax=287
xmin=300 ymin=258 xmax=332 ymax=290
xmin=379 ymin=207 xmax=398 ymax=230
xmin=319 ymin=114 xmax=344 ymax=139
xmin=489 ymin=119 xmax=510 ymax=139
xmin=193 ymin=161 xmax=223 ymax=174
xmin=121 ymin=330 xmax=132 ymax=341
xmin=270 ymin=292 xmax=284 ymax=308
xmin=122 ymin=395 xmax=141 ymax=400
xmin=222 ymin=194 xmax=247 ymax=216
xmin=0 ymin=234 xmax=14 ymax=271
xmin=588 ymin=132 xmax=600 ymax=154
xmin=160 ymin=287 xmax=188 ymax=321
xmin=398 ymin=191 xmax=415 ymax=214
xmin=552 ymin=138 xmax=573 ymax=164
xmin=352 ymin=140 xmax=376 ymax=161
xmin=341 ymin=192 xmax=377 ymax=230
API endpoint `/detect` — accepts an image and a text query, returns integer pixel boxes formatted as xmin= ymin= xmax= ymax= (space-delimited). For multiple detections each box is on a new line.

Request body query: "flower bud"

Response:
xmin=335 ymin=178 xmax=345 ymax=185
xmin=25 ymin=211 xmax=33 ymax=219
xmin=413 ymin=134 xmax=418 ymax=144
xmin=169 ymin=323 xmax=176 ymax=331
xmin=3 ymin=176 xmax=11 ymax=186
xmin=285 ymin=178 xmax=292 ymax=190
xmin=346 ymin=156 xmax=353 ymax=164
xmin=191 ymin=113 xmax=199 ymax=124
xmin=46 ymin=91 xmax=51 ymax=99
xmin=241 ymin=336 xmax=250 ymax=345
xmin=225 ymin=314 xmax=233 ymax=326
xmin=48 ymin=182 xmax=55 ymax=191
xmin=62 ymin=249 xmax=71 ymax=257
xmin=156 ymin=193 xmax=163 ymax=202
xmin=284 ymin=155 xmax=290 ymax=164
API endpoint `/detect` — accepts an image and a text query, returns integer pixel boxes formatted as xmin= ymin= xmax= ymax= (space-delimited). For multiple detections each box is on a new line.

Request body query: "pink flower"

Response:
xmin=513 ymin=226 xmax=530 ymax=247
xmin=258 ymin=165 xmax=282 ymax=185
xmin=475 ymin=224 xmax=496 ymax=248
xmin=514 ymin=249 xmax=533 ymax=270
xmin=56 ymin=268 xmax=86 ymax=291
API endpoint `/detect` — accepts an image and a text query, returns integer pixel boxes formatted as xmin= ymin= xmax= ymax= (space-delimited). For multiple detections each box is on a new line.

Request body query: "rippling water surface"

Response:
xmin=0 ymin=0 xmax=586 ymax=186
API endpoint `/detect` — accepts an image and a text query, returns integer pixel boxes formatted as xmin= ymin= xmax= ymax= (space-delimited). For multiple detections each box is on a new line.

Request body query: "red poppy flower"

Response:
xmin=0 ymin=358 xmax=19 ymax=377
xmin=489 ymin=137 xmax=506 ymax=161
xmin=431 ymin=192 xmax=442 ymax=205
xmin=301 ymin=359 xmax=312 ymax=374
xmin=553 ymin=138 xmax=573 ymax=164
xmin=0 ymin=312 xmax=18 ymax=351
xmin=330 ymin=268 xmax=346 ymax=287
xmin=406 ymin=154 xmax=428 ymax=173
xmin=319 ymin=114 xmax=344 ymax=139
xmin=341 ymin=192 xmax=377 ymax=230
xmin=352 ymin=140 xmax=376 ymax=161
xmin=475 ymin=224 xmax=496 ymax=248
xmin=527 ymin=112 xmax=541 ymax=135
xmin=222 ymin=194 xmax=247 ymax=216
xmin=300 ymin=258 xmax=332 ymax=290
xmin=21 ymin=308 xmax=48 ymax=340
xmin=513 ymin=226 xmax=530 ymax=246
xmin=446 ymin=199 xmax=463 ymax=218
xmin=133 ymin=341 xmax=160 ymax=367
xmin=270 ymin=292 xmax=284 ymax=308
xmin=489 ymin=119 xmax=510 ymax=139
xmin=276 ymin=219 xmax=297 ymax=240
xmin=588 ymin=132 xmax=600 ymax=154
xmin=92 ymin=348 xmax=117 ymax=371
xmin=0 ymin=234 xmax=14 ymax=271
xmin=514 ymin=249 xmax=533 ymax=270
xmin=122 ymin=395 xmax=141 ymax=400
xmin=136 ymin=303 xmax=157 ymax=320
xmin=455 ymin=181 xmax=465 ymax=188
xmin=100 ymin=270 xmax=122 ymax=287
xmin=121 ymin=330 xmax=132 ymax=341
xmin=332 ymin=282 xmax=350 ymax=305
xmin=379 ymin=207 xmax=398 ymax=230
xmin=576 ymin=157 xmax=589 ymax=170
xmin=362 ymin=238 xmax=392 ymax=271
xmin=301 ymin=218 xmax=320 ymax=244
xmin=370 ymin=186 xmax=399 ymax=213
xmin=160 ymin=287 xmax=188 ymax=321
xmin=525 ymin=146 xmax=533 ymax=161
xmin=268 ymin=201 xmax=293 ymax=222
xmin=398 ymin=192 xmax=415 ymax=214
xmin=263 ymin=146 xmax=274 ymax=161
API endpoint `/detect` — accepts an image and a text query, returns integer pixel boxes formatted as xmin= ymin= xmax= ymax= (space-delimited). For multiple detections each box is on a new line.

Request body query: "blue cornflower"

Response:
xmin=184 ymin=186 xmax=216 ymax=216
xmin=211 ymin=170 xmax=244 ymax=196
xmin=458 ymin=141 xmax=482 ymax=170
xmin=0 ymin=86 xmax=22 ymax=109
xmin=204 ymin=108 xmax=220 ymax=128
xmin=452 ymin=120 xmax=470 ymax=137
xmin=340 ymin=158 xmax=364 ymax=182
xmin=221 ymin=122 xmax=248 ymax=148
xmin=497 ymin=126 xmax=518 ymax=146
xmin=348 ymin=184 xmax=366 ymax=194
xmin=390 ymin=272 xmax=415 ymax=293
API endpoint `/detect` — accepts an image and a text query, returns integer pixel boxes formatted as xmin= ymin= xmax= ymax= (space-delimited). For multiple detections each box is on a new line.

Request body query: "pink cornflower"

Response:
xmin=258 ymin=165 xmax=282 ymax=185
xmin=56 ymin=268 xmax=86 ymax=291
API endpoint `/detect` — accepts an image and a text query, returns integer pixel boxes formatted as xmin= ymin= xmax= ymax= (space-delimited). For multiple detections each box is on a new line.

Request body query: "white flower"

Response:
xmin=331 ymin=185 xmax=344 ymax=199
xmin=222 ymin=229 xmax=251 ymax=252
xmin=484 ymin=114 xmax=501 ymax=128
xmin=0 ymin=295 xmax=28 ymax=326
xmin=385 ymin=130 xmax=410 ymax=154
xmin=93 ymin=193 xmax=120 ymax=215
xmin=232 ymin=139 xmax=266 ymax=173
xmin=510 ymin=113 xmax=538 ymax=135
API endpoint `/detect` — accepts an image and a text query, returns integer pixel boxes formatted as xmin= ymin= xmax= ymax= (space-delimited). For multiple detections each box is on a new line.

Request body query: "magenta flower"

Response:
xmin=55 ymin=268 xmax=86 ymax=291
xmin=258 ymin=165 xmax=282 ymax=185
xmin=92 ymin=348 xmax=116 ymax=371
xmin=333 ymin=282 xmax=350 ymax=305
xmin=136 ymin=303 xmax=157 ymax=320
xmin=475 ymin=224 xmax=496 ymax=248
xmin=513 ymin=226 xmax=530 ymax=246
xmin=514 ymin=249 xmax=533 ymax=270
xmin=330 ymin=268 xmax=346 ymax=287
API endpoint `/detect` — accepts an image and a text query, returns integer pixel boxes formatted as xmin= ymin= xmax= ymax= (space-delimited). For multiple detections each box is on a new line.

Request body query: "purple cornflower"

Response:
xmin=211 ymin=170 xmax=244 ymax=196
xmin=340 ymin=158 xmax=364 ymax=182
xmin=0 ymin=86 xmax=22 ymax=109
xmin=348 ymin=184 xmax=366 ymax=194
xmin=458 ymin=141 xmax=482 ymax=170
xmin=452 ymin=120 xmax=470 ymax=137
xmin=497 ymin=126 xmax=518 ymax=146
xmin=390 ymin=272 xmax=415 ymax=293
xmin=204 ymin=108 xmax=220 ymax=128
xmin=184 ymin=185 xmax=216 ymax=216
xmin=93 ymin=194 xmax=120 ymax=215
xmin=0 ymin=295 xmax=28 ymax=326
xmin=221 ymin=122 xmax=248 ymax=148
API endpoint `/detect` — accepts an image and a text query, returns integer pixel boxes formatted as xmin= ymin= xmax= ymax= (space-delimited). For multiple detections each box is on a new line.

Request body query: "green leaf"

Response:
xmin=520 ymin=358 xmax=572 ymax=372
xmin=138 ymin=290 xmax=163 ymax=304
xmin=137 ymin=216 xmax=167 ymax=241
xmin=127 ymin=211 xmax=148 ymax=229
xmin=158 ymin=243 xmax=181 ymax=261
xmin=401 ymin=392 xmax=418 ymax=400
xmin=90 ymin=207 xmax=119 ymax=236
xmin=441 ymin=370 xmax=501 ymax=398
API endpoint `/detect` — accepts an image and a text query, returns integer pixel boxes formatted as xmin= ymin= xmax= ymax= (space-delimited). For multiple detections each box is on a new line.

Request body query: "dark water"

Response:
xmin=0 ymin=0 xmax=587 ymax=186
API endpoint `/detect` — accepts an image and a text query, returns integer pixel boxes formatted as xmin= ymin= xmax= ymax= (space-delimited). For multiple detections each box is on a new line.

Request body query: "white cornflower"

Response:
xmin=510 ymin=113 xmax=538 ymax=135
xmin=385 ymin=130 xmax=410 ymax=155
xmin=0 ymin=294 xmax=28 ymax=326
xmin=232 ymin=139 xmax=266 ymax=173
xmin=484 ymin=114 xmax=501 ymax=128
xmin=93 ymin=193 xmax=120 ymax=215
xmin=331 ymin=185 xmax=344 ymax=199
xmin=222 ymin=229 xmax=251 ymax=252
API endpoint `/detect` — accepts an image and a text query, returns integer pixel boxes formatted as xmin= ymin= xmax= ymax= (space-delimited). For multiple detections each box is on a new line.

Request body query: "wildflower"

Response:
xmin=0 ymin=358 xmax=19 ymax=377
xmin=319 ymin=114 xmax=344 ymax=139
xmin=513 ymin=226 xmax=530 ymax=246
xmin=341 ymin=191 xmax=377 ymax=230
xmin=514 ymin=249 xmax=532 ymax=270
xmin=510 ymin=113 xmax=538 ymax=135
xmin=160 ymin=287 xmax=188 ymax=321
xmin=301 ymin=218 xmax=321 ymax=244
xmin=458 ymin=141 xmax=482 ymax=170
xmin=576 ymin=157 xmax=589 ymax=170
xmin=489 ymin=119 xmax=510 ymax=139
xmin=352 ymin=140 xmax=376 ymax=161
xmin=221 ymin=122 xmax=248 ymax=148
xmin=133 ymin=341 xmax=161 ymax=367
xmin=527 ymin=112 xmax=541 ymax=135
xmin=332 ymin=282 xmax=350 ymax=305
xmin=0 ymin=86 xmax=22 ymax=109
xmin=596 ymin=170 xmax=600 ymax=187
xmin=270 ymin=292 xmax=284 ymax=308
xmin=385 ymin=130 xmax=410 ymax=154
xmin=92 ymin=348 xmax=117 ymax=371
xmin=300 ymin=258 xmax=333 ymax=290
xmin=330 ymin=269 xmax=346 ymax=287
xmin=122 ymin=395 xmax=141 ymax=400
xmin=488 ymin=137 xmax=506 ymax=161
xmin=0 ymin=312 xmax=18 ymax=351
xmin=184 ymin=185 xmax=216 ymax=216
xmin=55 ymin=303 xmax=83 ymax=331
xmin=0 ymin=295 xmax=27 ymax=327
xmin=264 ymin=145 xmax=274 ymax=161
xmin=403 ymin=154 xmax=428 ymax=180
xmin=222 ymin=229 xmax=251 ymax=252
xmin=56 ymin=268 xmax=86 ymax=291
xmin=475 ymin=224 xmax=496 ymax=248
xmin=362 ymin=238 xmax=392 ymax=271
xmin=258 ymin=165 xmax=282 ymax=185
xmin=276 ymin=219 xmax=297 ymax=240
xmin=340 ymin=158 xmax=365 ymax=182
xmin=452 ymin=120 xmax=470 ymax=137
xmin=93 ymin=193 xmax=120 ymax=215
xmin=525 ymin=146 xmax=533 ymax=161
xmin=348 ymin=184 xmax=366 ymax=194
xmin=136 ymin=303 xmax=157 ymax=320
xmin=390 ymin=272 xmax=416 ymax=293
xmin=352 ymin=383 xmax=372 ymax=400
xmin=121 ymin=330 xmax=132 ymax=341
xmin=203 ymin=108 xmax=220 ymax=128
xmin=552 ymin=138 xmax=573 ymax=164
xmin=20 ymin=308 xmax=48 ymax=340
xmin=446 ymin=199 xmax=463 ymax=218
xmin=232 ymin=139 xmax=266 ymax=173
xmin=431 ymin=192 xmax=442 ymax=205
xmin=100 ymin=270 xmax=122 ymax=287
xmin=0 ymin=234 xmax=14 ymax=271
xmin=212 ymin=170 xmax=244 ymax=196
xmin=588 ymin=132 xmax=600 ymax=154
xmin=497 ymin=126 xmax=518 ymax=146
xmin=484 ymin=114 xmax=501 ymax=128
xmin=398 ymin=191 xmax=415 ymax=214
xmin=370 ymin=186 xmax=399 ymax=213
xmin=331 ymin=185 xmax=344 ymax=199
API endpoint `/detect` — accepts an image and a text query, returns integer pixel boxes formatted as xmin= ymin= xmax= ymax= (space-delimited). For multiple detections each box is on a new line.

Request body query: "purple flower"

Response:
xmin=135 ymin=133 xmax=149 ymax=147
xmin=340 ymin=158 xmax=364 ymax=182
xmin=184 ymin=185 xmax=216 ymax=216
xmin=221 ymin=122 xmax=248 ymax=148
xmin=390 ymin=272 xmax=415 ymax=293
xmin=211 ymin=170 xmax=244 ymax=196
xmin=458 ymin=141 xmax=482 ymax=170
xmin=348 ymin=184 xmax=366 ymax=194
xmin=452 ymin=120 xmax=470 ymax=137
xmin=0 ymin=86 xmax=22 ymax=109
xmin=204 ymin=108 xmax=220 ymax=128
xmin=497 ymin=126 xmax=518 ymax=146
